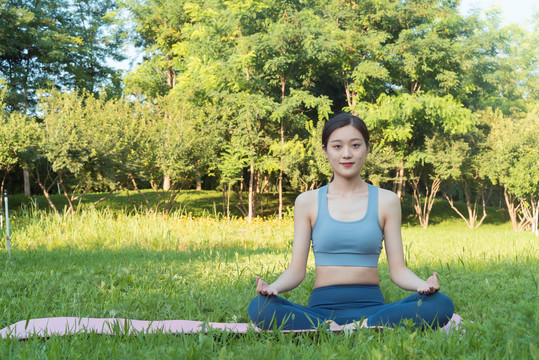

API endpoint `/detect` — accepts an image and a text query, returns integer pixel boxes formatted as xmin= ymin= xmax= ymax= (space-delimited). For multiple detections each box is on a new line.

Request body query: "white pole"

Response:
xmin=534 ymin=200 xmax=538 ymax=236
xmin=4 ymin=190 xmax=10 ymax=260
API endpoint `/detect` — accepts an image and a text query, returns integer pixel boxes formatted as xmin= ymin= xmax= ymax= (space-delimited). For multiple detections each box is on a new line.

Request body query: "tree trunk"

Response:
xmin=263 ymin=174 xmax=269 ymax=193
xmin=166 ymin=54 xmax=176 ymax=89
xmin=503 ymin=187 xmax=520 ymax=231
xmin=227 ymin=184 xmax=231 ymax=222
xmin=278 ymin=170 xmax=283 ymax=220
xmin=23 ymin=168 xmax=31 ymax=196
xmin=255 ymin=170 xmax=262 ymax=216
xmin=278 ymin=75 xmax=286 ymax=220
xmin=0 ymin=171 xmax=7 ymax=208
xmin=163 ymin=175 xmax=171 ymax=191
xmin=411 ymin=175 xmax=441 ymax=229
xmin=196 ymin=175 xmax=202 ymax=191
xmin=533 ymin=200 xmax=539 ymax=236
xmin=235 ymin=180 xmax=248 ymax=217
xmin=222 ymin=184 xmax=226 ymax=217
xmin=518 ymin=198 xmax=536 ymax=232
xmin=344 ymin=82 xmax=357 ymax=114
xmin=443 ymin=181 xmax=488 ymax=229
xmin=396 ymin=161 xmax=405 ymax=199
xmin=58 ymin=170 xmax=76 ymax=216
xmin=31 ymin=167 xmax=58 ymax=213
xmin=248 ymin=160 xmax=254 ymax=222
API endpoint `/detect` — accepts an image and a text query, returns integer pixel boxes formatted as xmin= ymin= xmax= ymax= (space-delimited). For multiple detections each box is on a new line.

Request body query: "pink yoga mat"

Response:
xmin=0 ymin=314 xmax=463 ymax=339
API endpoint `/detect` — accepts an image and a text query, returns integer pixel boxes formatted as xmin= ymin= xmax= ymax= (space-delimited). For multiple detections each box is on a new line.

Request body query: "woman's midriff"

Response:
xmin=314 ymin=266 xmax=380 ymax=288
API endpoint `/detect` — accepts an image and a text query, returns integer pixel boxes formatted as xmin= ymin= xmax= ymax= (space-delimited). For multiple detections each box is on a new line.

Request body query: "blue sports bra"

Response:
xmin=311 ymin=184 xmax=384 ymax=267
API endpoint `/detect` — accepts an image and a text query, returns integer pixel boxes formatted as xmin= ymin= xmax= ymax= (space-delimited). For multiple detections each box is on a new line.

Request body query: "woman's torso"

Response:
xmin=309 ymin=183 xmax=384 ymax=288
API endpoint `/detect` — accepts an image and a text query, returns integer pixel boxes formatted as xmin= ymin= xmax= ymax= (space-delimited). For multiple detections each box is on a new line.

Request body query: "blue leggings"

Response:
xmin=248 ymin=284 xmax=454 ymax=330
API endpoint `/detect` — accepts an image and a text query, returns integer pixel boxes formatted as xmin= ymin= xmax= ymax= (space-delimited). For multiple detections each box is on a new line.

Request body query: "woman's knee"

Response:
xmin=248 ymin=295 xmax=276 ymax=322
xmin=424 ymin=292 xmax=454 ymax=326
xmin=435 ymin=292 xmax=455 ymax=318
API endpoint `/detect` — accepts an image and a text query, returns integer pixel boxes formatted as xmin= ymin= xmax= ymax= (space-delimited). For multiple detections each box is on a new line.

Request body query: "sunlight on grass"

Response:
xmin=0 ymin=207 xmax=537 ymax=359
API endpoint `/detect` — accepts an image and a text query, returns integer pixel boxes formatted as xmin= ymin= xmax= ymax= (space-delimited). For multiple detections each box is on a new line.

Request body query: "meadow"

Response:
xmin=0 ymin=191 xmax=537 ymax=359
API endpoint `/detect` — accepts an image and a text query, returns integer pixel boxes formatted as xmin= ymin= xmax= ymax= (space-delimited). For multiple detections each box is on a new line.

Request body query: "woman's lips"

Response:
xmin=341 ymin=162 xmax=354 ymax=167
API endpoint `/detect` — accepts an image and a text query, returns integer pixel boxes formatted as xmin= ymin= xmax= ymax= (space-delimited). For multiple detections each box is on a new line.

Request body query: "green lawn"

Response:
xmin=0 ymin=193 xmax=537 ymax=359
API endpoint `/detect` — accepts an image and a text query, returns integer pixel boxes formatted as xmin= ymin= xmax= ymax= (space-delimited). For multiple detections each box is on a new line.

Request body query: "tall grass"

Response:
xmin=0 ymin=205 xmax=537 ymax=359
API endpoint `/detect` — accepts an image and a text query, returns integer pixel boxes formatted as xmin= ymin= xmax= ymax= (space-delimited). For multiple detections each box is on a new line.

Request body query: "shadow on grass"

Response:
xmin=7 ymin=190 xmax=299 ymax=219
xmin=399 ymin=195 xmax=507 ymax=227
xmin=1 ymin=247 xmax=535 ymax=323
xmin=0 ymin=247 xmax=290 ymax=328
xmin=9 ymin=190 xmax=509 ymax=226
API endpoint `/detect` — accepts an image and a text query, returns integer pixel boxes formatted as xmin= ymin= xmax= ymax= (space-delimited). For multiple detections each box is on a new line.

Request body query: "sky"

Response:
xmin=459 ymin=0 xmax=537 ymax=26
xmin=113 ymin=0 xmax=538 ymax=72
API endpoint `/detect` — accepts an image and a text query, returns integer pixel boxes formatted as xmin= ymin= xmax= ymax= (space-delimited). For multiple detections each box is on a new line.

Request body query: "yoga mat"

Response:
xmin=0 ymin=313 xmax=463 ymax=339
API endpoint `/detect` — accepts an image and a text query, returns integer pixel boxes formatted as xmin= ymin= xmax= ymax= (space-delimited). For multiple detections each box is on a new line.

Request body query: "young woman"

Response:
xmin=248 ymin=113 xmax=454 ymax=330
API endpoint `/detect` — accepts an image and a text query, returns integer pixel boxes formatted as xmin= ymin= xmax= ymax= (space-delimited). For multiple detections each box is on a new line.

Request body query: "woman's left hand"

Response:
xmin=417 ymin=272 xmax=440 ymax=294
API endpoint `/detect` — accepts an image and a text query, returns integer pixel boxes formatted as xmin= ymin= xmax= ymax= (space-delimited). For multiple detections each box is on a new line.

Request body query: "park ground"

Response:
xmin=0 ymin=191 xmax=537 ymax=359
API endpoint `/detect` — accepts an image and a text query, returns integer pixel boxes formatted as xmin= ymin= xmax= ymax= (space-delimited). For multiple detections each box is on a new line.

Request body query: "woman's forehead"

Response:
xmin=328 ymin=125 xmax=365 ymax=142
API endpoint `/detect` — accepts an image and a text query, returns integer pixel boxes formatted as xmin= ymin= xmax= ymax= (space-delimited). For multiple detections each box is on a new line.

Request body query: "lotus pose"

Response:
xmin=248 ymin=113 xmax=454 ymax=330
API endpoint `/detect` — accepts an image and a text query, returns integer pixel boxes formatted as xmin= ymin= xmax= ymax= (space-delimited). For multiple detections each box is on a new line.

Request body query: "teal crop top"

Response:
xmin=311 ymin=184 xmax=384 ymax=267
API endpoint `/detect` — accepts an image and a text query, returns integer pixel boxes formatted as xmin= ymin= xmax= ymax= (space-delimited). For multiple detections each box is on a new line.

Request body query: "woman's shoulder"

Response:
xmin=295 ymin=188 xmax=320 ymax=207
xmin=294 ymin=189 xmax=320 ymax=221
xmin=373 ymin=185 xmax=400 ymax=207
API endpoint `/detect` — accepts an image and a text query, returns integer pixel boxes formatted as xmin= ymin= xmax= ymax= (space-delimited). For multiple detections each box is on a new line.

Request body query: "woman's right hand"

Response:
xmin=417 ymin=272 xmax=440 ymax=294
xmin=256 ymin=276 xmax=279 ymax=296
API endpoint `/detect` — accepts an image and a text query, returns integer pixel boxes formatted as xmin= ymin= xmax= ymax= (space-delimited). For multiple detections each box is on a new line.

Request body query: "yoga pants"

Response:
xmin=248 ymin=284 xmax=454 ymax=330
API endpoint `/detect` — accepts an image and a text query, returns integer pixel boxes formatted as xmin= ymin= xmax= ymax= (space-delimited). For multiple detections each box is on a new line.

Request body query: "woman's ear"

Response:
xmin=322 ymin=145 xmax=328 ymax=158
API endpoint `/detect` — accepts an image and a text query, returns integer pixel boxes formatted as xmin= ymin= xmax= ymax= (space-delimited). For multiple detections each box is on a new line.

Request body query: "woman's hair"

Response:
xmin=322 ymin=113 xmax=370 ymax=149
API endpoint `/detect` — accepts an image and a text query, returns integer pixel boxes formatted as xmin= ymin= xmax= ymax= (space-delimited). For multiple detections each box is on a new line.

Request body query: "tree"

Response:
xmin=322 ymin=0 xmax=394 ymax=111
xmin=245 ymin=1 xmax=333 ymax=218
xmin=218 ymin=142 xmax=248 ymax=221
xmin=440 ymin=130 xmax=492 ymax=230
xmin=1 ymin=0 xmax=127 ymax=197
xmin=118 ymin=0 xmax=536 ymax=226
xmin=362 ymin=92 xmax=474 ymax=228
xmin=480 ymin=107 xmax=539 ymax=231
xmin=0 ymin=81 xmax=39 ymax=205
xmin=33 ymin=90 xmax=140 ymax=214
xmin=0 ymin=0 xmax=126 ymax=113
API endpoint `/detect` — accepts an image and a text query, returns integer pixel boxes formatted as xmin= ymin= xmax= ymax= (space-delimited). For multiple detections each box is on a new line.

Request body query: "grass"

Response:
xmin=0 ymin=193 xmax=537 ymax=359
xmin=6 ymin=189 xmax=299 ymax=219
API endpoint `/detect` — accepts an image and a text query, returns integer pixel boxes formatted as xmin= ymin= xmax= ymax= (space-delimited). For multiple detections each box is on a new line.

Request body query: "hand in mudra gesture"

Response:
xmin=256 ymin=276 xmax=279 ymax=296
xmin=417 ymin=272 xmax=440 ymax=294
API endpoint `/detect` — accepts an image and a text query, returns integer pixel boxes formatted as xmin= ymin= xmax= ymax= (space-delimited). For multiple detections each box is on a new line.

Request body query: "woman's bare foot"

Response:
xmin=325 ymin=320 xmax=343 ymax=331
xmin=326 ymin=319 xmax=369 ymax=331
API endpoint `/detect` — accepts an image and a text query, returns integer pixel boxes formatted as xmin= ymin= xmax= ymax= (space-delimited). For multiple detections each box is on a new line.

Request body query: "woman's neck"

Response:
xmin=329 ymin=176 xmax=367 ymax=195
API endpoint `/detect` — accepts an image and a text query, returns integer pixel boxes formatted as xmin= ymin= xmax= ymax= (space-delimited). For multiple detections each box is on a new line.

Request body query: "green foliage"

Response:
xmin=0 ymin=87 xmax=32 ymax=171
xmin=0 ymin=0 xmax=127 ymax=113
xmin=38 ymin=90 xmax=133 ymax=186
xmin=151 ymin=94 xmax=217 ymax=183
xmin=364 ymin=92 xmax=473 ymax=149
xmin=480 ymin=107 xmax=539 ymax=199
xmin=0 ymin=82 xmax=40 ymax=200
xmin=360 ymin=92 xmax=474 ymax=185
xmin=1 ymin=0 xmax=537 ymax=230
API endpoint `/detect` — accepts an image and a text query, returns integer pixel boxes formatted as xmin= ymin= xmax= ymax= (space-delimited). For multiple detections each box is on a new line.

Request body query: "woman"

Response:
xmin=248 ymin=113 xmax=454 ymax=331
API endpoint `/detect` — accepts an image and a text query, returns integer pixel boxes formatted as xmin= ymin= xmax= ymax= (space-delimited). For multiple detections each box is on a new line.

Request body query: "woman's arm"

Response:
xmin=256 ymin=191 xmax=314 ymax=296
xmin=381 ymin=190 xmax=439 ymax=294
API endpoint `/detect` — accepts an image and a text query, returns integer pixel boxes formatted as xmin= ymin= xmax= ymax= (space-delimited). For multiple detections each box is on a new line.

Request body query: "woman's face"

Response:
xmin=323 ymin=124 xmax=369 ymax=179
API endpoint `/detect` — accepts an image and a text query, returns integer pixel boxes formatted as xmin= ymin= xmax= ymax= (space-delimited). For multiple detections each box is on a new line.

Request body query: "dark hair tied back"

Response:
xmin=322 ymin=113 xmax=370 ymax=149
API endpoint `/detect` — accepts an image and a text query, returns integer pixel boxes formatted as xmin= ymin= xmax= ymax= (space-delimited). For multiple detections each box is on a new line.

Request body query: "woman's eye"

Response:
xmin=333 ymin=145 xmax=341 ymax=149
xmin=352 ymin=143 xmax=360 ymax=148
